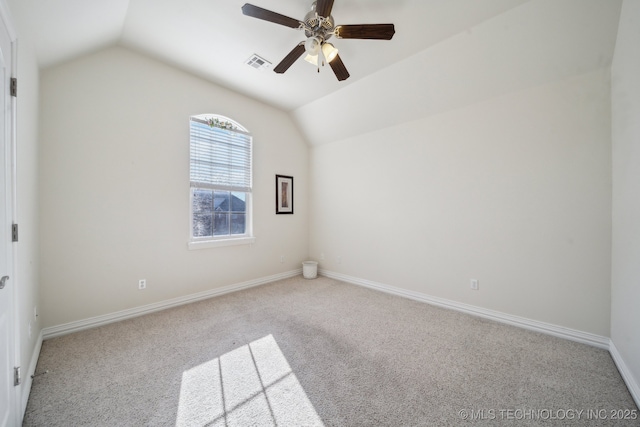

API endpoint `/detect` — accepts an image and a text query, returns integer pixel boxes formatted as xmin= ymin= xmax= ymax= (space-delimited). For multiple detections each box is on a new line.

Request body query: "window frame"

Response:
xmin=188 ymin=114 xmax=255 ymax=250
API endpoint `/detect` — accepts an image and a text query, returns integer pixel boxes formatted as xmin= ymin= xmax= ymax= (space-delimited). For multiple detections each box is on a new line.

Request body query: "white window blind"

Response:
xmin=190 ymin=117 xmax=252 ymax=192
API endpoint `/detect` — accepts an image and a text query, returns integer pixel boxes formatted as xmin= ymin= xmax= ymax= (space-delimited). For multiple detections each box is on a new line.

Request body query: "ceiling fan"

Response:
xmin=241 ymin=0 xmax=395 ymax=81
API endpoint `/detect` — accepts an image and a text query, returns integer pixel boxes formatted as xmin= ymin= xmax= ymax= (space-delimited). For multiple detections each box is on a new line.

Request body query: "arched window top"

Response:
xmin=190 ymin=114 xmax=250 ymax=134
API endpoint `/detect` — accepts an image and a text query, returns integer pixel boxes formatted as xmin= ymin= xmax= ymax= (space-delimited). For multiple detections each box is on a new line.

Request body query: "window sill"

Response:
xmin=188 ymin=236 xmax=256 ymax=250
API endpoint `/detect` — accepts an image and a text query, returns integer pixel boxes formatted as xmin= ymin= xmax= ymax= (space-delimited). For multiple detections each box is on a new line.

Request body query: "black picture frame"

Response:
xmin=275 ymin=175 xmax=294 ymax=214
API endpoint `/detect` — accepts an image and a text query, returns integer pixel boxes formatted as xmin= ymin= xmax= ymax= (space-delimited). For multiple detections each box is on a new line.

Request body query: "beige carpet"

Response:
xmin=23 ymin=276 xmax=638 ymax=426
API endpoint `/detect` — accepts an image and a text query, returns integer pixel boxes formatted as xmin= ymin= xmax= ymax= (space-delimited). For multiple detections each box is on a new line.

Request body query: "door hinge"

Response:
xmin=14 ymin=366 xmax=21 ymax=386
xmin=12 ymin=224 xmax=18 ymax=242
xmin=10 ymin=77 xmax=17 ymax=97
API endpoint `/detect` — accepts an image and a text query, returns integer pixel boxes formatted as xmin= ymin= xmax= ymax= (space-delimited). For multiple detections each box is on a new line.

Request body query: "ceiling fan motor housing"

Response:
xmin=303 ymin=2 xmax=334 ymax=42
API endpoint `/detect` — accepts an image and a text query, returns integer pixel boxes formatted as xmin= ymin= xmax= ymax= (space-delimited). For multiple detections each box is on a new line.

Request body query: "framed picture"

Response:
xmin=276 ymin=175 xmax=294 ymax=214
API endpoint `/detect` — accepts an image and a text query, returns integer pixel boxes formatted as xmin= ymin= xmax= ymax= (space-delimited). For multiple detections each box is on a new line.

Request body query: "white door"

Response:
xmin=0 ymin=6 xmax=17 ymax=426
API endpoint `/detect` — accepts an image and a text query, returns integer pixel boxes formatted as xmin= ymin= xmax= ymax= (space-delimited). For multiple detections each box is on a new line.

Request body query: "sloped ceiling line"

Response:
xmin=14 ymin=0 xmax=622 ymax=146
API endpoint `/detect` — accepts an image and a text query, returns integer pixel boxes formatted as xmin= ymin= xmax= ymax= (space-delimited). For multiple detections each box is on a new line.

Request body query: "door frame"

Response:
xmin=0 ymin=0 xmax=19 ymax=425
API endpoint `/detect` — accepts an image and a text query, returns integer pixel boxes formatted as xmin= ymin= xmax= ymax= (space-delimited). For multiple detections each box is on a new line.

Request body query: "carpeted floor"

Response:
xmin=23 ymin=276 xmax=638 ymax=426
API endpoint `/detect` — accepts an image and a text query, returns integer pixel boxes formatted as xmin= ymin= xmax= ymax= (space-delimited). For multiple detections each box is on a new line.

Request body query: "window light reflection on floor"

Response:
xmin=176 ymin=334 xmax=324 ymax=426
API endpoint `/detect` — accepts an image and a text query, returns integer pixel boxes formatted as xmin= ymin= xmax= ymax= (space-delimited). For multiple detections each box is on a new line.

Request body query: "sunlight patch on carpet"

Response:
xmin=176 ymin=334 xmax=324 ymax=426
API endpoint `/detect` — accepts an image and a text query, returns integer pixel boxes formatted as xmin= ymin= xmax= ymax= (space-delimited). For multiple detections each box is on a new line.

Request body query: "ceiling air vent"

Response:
xmin=245 ymin=54 xmax=272 ymax=71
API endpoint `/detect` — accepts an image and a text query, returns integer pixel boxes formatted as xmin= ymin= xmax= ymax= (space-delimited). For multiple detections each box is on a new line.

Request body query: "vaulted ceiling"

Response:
xmin=12 ymin=0 xmax=622 ymax=145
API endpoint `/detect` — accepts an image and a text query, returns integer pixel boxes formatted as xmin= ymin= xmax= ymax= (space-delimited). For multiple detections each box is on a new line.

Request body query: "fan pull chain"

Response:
xmin=318 ymin=48 xmax=326 ymax=73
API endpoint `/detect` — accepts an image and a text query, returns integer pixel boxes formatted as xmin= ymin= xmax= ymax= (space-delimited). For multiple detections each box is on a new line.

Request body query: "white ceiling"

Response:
xmin=12 ymin=0 xmax=622 ymax=145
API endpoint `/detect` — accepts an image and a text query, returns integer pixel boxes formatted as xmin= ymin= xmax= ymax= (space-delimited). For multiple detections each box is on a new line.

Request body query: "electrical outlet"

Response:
xmin=320 ymin=253 xmax=325 ymax=260
xmin=470 ymin=279 xmax=479 ymax=290
xmin=138 ymin=279 xmax=147 ymax=290
xmin=280 ymin=255 xmax=285 ymax=264
xmin=34 ymin=306 xmax=38 ymax=321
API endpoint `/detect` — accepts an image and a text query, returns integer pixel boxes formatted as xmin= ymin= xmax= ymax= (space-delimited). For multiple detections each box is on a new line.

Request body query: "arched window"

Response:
xmin=189 ymin=114 xmax=254 ymax=248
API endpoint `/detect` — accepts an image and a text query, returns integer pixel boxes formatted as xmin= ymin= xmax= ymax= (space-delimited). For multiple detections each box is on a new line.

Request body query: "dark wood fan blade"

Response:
xmin=316 ymin=0 xmax=335 ymax=18
xmin=241 ymin=3 xmax=301 ymax=29
xmin=273 ymin=43 xmax=306 ymax=74
xmin=329 ymin=54 xmax=350 ymax=81
xmin=335 ymin=24 xmax=395 ymax=40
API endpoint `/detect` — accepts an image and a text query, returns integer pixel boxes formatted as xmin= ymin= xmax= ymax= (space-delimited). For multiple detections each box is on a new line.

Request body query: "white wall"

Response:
xmin=7 ymin=0 xmax=41 ymax=412
xmin=39 ymin=46 xmax=309 ymax=327
xmin=611 ymin=0 xmax=640 ymax=402
xmin=310 ymin=69 xmax=612 ymax=336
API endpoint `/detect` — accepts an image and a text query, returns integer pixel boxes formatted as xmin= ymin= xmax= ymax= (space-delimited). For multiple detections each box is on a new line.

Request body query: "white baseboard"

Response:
xmin=319 ymin=269 xmax=610 ymax=349
xmin=42 ymin=269 xmax=302 ymax=340
xmin=319 ymin=269 xmax=640 ymax=408
xmin=609 ymin=341 xmax=640 ymax=409
xmin=21 ymin=329 xmax=43 ymax=417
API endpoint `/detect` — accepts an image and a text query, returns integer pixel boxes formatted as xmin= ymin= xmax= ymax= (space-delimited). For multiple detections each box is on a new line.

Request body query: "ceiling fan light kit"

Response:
xmin=304 ymin=36 xmax=322 ymax=56
xmin=304 ymin=42 xmax=338 ymax=70
xmin=241 ymin=0 xmax=395 ymax=81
